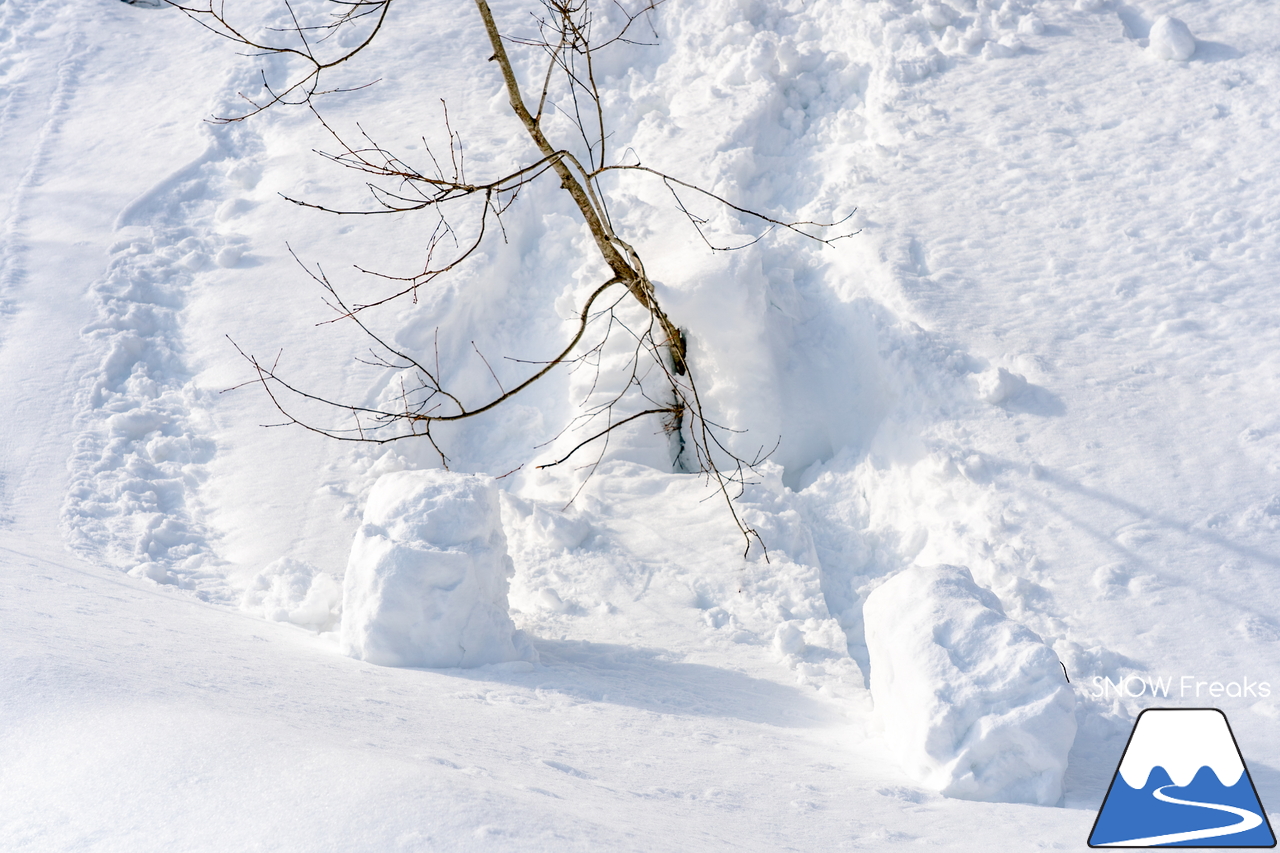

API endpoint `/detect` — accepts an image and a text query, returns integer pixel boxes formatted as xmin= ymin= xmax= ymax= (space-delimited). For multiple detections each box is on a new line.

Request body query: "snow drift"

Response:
xmin=340 ymin=470 xmax=535 ymax=668
xmin=863 ymin=564 xmax=1076 ymax=805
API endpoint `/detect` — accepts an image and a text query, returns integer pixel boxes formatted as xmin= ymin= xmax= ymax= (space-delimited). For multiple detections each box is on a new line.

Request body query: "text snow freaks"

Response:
xmin=1089 ymin=675 xmax=1272 ymax=700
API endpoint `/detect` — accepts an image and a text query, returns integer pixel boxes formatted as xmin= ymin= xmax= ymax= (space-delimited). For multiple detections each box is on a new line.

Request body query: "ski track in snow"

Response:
xmin=0 ymin=7 xmax=85 ymax=313
xmin=59 ymin=52 xmax=271 ymax=601
xmin=63 ymin=213 xmax=226 ymax=595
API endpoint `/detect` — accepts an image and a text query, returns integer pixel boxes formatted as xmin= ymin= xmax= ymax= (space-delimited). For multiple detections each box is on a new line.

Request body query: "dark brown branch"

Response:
xmin=536 ymin=406 xmax=676 ymax=469
xmin=237 ymin=275 xmax=625 ymax=437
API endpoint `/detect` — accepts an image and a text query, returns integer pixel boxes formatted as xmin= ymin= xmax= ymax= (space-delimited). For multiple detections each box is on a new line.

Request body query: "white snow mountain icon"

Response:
xmin=1089 ymin=708 xmax=1276 ymax=847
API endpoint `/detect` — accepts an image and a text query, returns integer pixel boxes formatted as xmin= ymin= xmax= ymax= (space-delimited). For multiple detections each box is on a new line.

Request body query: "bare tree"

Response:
xmin=170 ymin=0 xmax=853 ymax=555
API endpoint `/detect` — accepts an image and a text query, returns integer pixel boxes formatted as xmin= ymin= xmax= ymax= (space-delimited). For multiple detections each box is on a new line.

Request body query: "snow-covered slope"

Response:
xmin=3 ymin=0 xmax=1280 ymax=849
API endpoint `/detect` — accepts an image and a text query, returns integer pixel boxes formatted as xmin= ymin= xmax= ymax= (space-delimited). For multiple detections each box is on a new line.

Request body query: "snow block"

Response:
xmin=340 ymin=470 xmax=535 ymax=668
xmin=1149 ymin=15 xmax=1196 ymax=61
xmin=977 ymin=367 xmax=1027 ymax=405
xmin=864 ymin=564 xmax=1076 ymax=805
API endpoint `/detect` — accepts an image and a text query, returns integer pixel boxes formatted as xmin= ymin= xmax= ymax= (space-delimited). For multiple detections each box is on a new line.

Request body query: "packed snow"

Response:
xmin=341 ymin=470 xmax=535 ymax=668
xmin=1148 ymin=14 xmax=1197 ymax=61
xmin=864 ymin=564 xmax=1076 ymax=805
xmin=4 ymin=0 xmax=1280 ymax=849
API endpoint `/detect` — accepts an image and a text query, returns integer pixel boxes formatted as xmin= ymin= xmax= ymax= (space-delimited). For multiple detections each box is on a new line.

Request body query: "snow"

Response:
xmin=341 ymin=470 xmax=534 ymax=668
xmin=242 ymin=555 xmax=341 ymax=631
xmin=1149 ymin=15 xmax=1197 ymax=61
xmin=3 ymin=0 xmax=1280 ymax=848
xmin=977 ymin=366 xmax=1029 ymax=405
xmin=864 ymin=564 xmax=1076 ymax=805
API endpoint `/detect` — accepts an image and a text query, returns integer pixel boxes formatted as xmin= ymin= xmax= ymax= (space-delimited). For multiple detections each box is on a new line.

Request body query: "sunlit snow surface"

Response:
xmin=3 ymin=0 xmax=1280 ymax=849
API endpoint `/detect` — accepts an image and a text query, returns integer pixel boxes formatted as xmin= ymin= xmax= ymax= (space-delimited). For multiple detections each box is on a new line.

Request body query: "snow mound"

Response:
xmin=864 ymin=565 xmax=1076 ymax=805
xmin=1148 ymin=15 xmax=1196 ymax=61
xmin=977 ymin=367 xmax=1028 ymax=405
xmin=340 ymin=470 xmax=535 ymax=668
xmin=241 ymin=557 xmax=341 ymax=632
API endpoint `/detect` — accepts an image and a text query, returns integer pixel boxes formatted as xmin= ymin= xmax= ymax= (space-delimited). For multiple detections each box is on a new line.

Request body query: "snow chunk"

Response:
xmin=864 ymin=565 xmax=1076 ymax=805
xmin=981 ymin=37 xmax=1022 ymax=61
xmin=128 ymin=561 xmax=176 ymax=585
xmin=920 ymin=3 xmax=956 ymax=29
xmin=214 ymin=246 xmax=243 ymax=268
xmin=241 ymin=557 xmax=341 ymax=632
xmin=1149 ymin=15 xmax=1196 ymax=61
xmin=340 ymin=470 xmax=535 ymax=668
xmin=977 ymin=367 xmax=1027 ymax=404
xmin=773 ymin=621 xmax=807 ymax=657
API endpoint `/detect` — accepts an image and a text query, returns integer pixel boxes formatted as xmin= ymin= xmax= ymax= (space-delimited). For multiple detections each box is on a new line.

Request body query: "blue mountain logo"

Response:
xmin=1089 ymin=708 xmax=1276 ymax=847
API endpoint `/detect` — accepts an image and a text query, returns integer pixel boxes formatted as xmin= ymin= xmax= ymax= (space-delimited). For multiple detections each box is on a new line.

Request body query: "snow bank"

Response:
xmin=340 ymin=470 xmax=535 ymax=668
xmin=863 ymin=565 xmax=1075 ymax=805
xmin=1148 ymin=15 xmax=1196 ymax=61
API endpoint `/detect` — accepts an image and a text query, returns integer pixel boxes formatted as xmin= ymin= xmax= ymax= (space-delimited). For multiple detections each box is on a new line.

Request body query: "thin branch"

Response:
xmin=472 ymin=341 xmax=506 ymax=395
xmin=536 ymin=407 xmax=676 ymax=469
xmin=164 ymin=0 xmax=396 ymax=121
xmin=603 ymin=164 xmax=860 ymax=249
